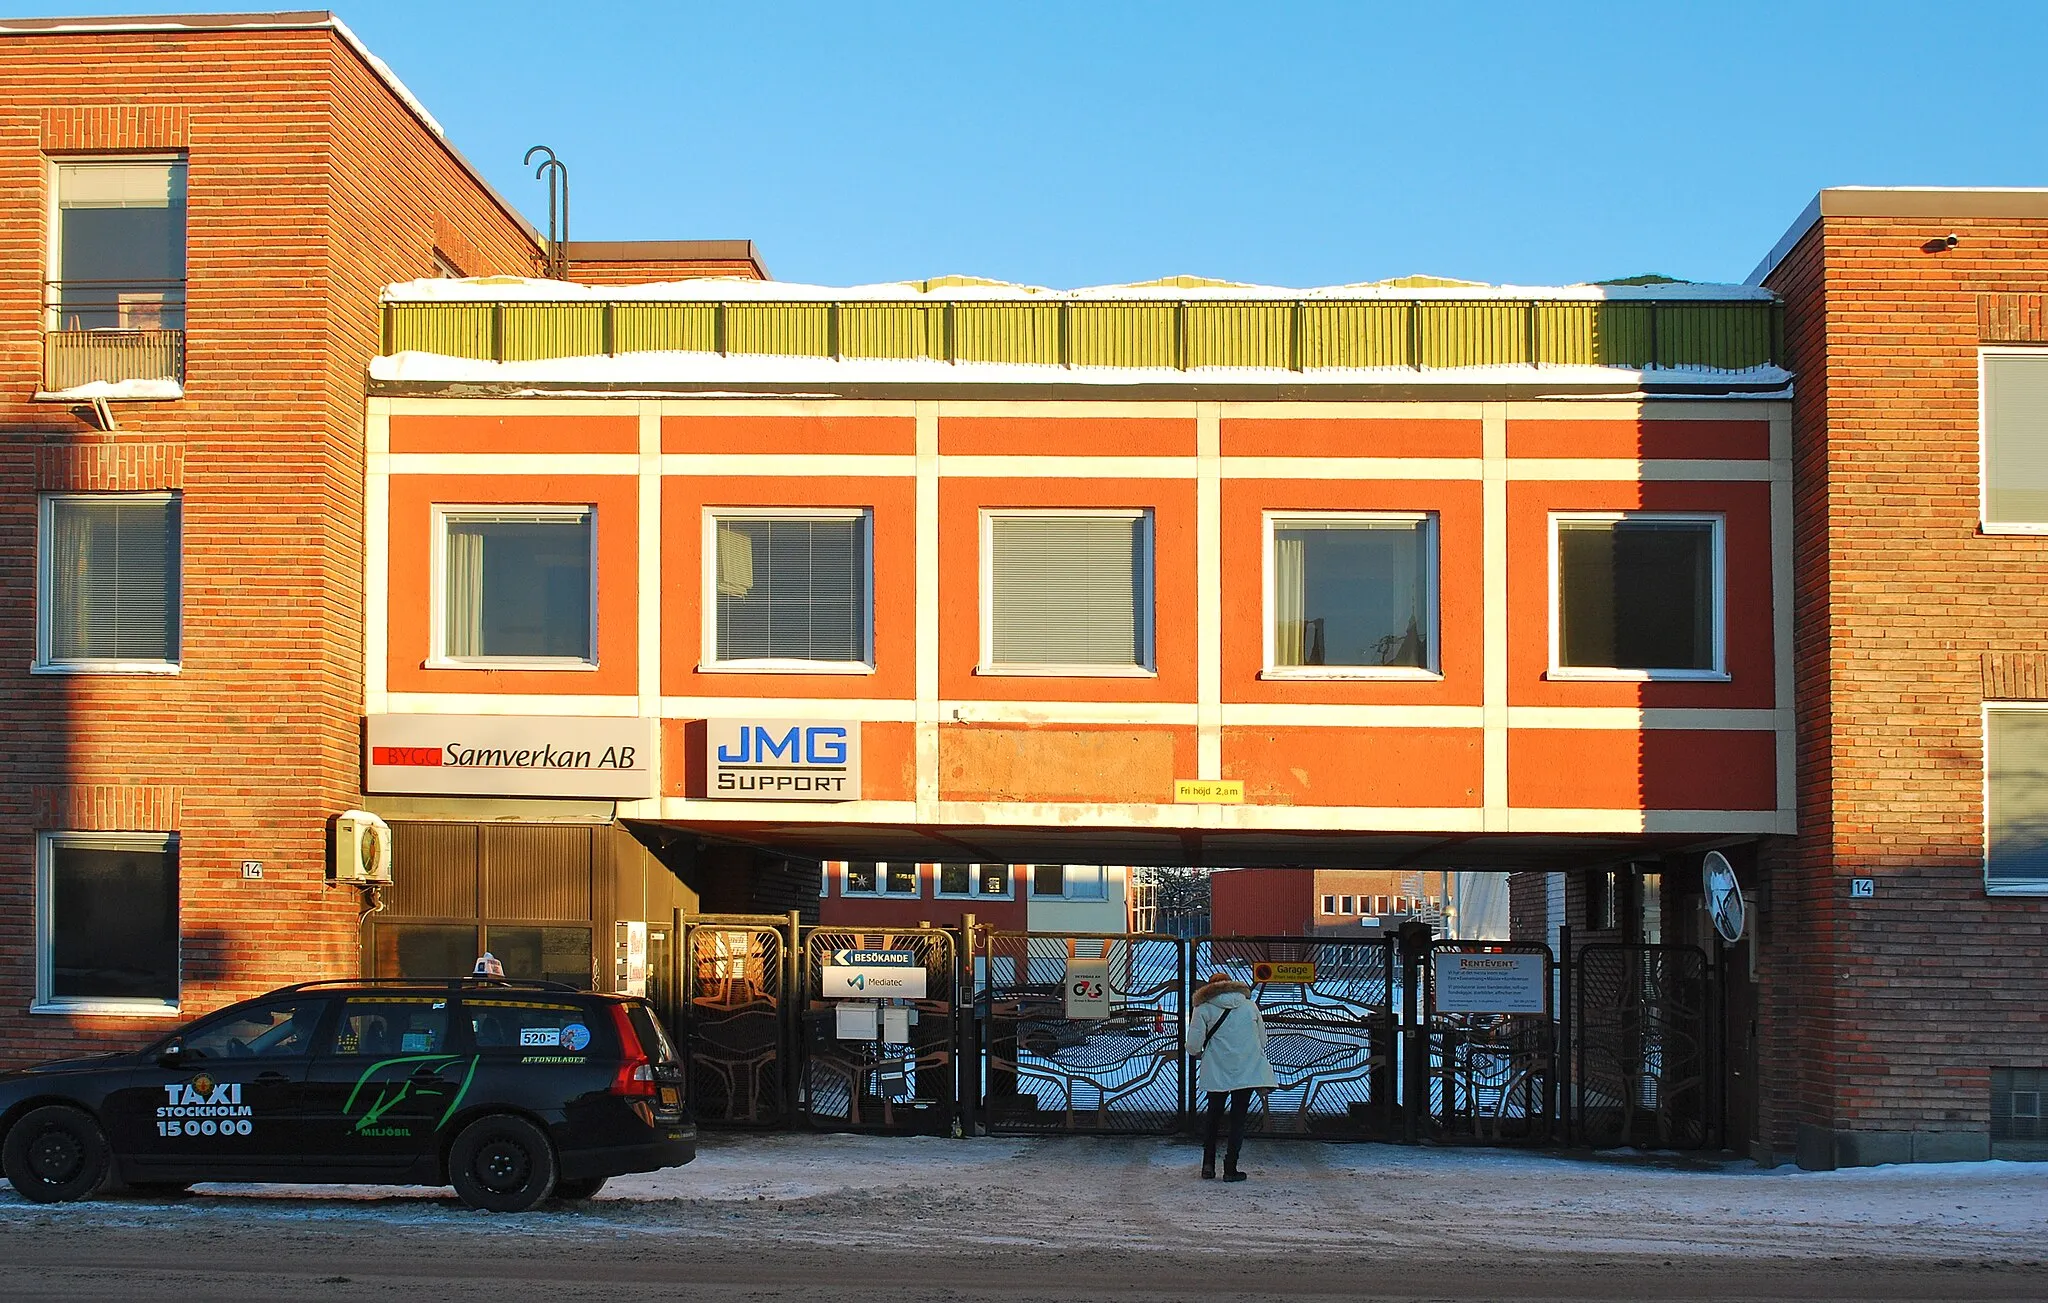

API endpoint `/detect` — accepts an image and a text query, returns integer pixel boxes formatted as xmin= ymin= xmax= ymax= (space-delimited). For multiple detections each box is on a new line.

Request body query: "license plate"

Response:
xmin=659 ymin=1086 xmax=679 ymax=1105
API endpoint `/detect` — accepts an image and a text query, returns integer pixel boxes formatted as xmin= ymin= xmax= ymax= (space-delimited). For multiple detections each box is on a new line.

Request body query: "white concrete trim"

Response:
xmin=1506 ymin=707 xmax=1787 ymax=731
xmin=940 ymin=455 xmax=1195 ymax=479
xmin=662 ymin=697 xmax=917 ymax=722
xmin=1220 ymin=703 xmax=1483 ymax=728
xmin=637 ymin=402 xmax=662 ymax=732
xmin=1509 ymin=808 xmax=1794 ymax=835
xmin=934 ymin=401 xmax=1201 ymax=419
xmin=365 ymin=399 xmax=391 ymax=715
xmin=382 ymin=692 xmax=643 ymax=716
xmin=1219 ymin=401 xmax=1486 ymax=421
xmin=1197 ymin=403 xmax=1223 ymax=781
xmin=1505 ymin=400 xmax=1793 ymax=422
xmin=391 ymin=452 xmax=639 ymax=477
xmin=663 ymin=453 xmax=916 ymax=478
xmin=915 ymin=402 xmax=942 ymax=819
xmin=662 ymin=398 xmax=918 ymax=418
xmin=1223 ymin=457 xmax=1481 ymax=480
xmin=1507 ymin=459 xmax=1776 ymax=482
xmin=1771 ymin=405 xmax=1797 ymax=826
xmin=382 ymin=397 xmax=644 ymax=417
xmin=947 ymin=700 xmax=1199 ymax=726
xmin=1482 ymin=402 xmax=1510 ymax=831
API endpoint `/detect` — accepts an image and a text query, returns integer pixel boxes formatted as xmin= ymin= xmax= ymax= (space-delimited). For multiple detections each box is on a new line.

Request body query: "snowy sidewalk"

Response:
xmin=4 ymin=1133 xmax=2043 ymax=1262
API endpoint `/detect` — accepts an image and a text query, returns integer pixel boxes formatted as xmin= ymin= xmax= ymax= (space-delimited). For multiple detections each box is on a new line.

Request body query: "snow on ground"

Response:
xmin=3 ymin=1134 xmax=2041 ymax=1262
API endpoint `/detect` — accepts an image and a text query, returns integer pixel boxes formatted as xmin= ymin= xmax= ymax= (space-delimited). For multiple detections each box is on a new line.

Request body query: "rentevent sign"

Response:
xmin=705 ymin=719 xmax=861 ymax=801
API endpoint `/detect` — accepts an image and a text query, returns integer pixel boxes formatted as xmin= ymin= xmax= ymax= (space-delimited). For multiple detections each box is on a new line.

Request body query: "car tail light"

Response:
xmin=608 ymin=1003 xmax=657 ymax=1099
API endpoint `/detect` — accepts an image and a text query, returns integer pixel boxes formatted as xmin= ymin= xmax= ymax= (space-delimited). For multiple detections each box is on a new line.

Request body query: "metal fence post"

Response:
xmin=959 ymin=913 xmax=978 ymax=1137
xmin=1558 ymin=923 xmax=1573 ymax=1147
xmin=785 ymin=911 xmax=802 ymax=1131
xmin=1400 ymin=931 xmax=1423 ymax=1143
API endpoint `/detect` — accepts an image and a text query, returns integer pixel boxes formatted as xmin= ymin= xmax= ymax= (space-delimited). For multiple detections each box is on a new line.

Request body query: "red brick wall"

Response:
xmin=1760 ymin=205 xmax=2048 ymax=1147
xmin=568 ymin=257 xmax=763 ymax=285
xmin=0 ymin=24 xmax=539 ymax=1063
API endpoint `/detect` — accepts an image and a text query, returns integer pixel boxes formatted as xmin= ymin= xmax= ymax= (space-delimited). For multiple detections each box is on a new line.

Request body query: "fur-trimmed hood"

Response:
xmin=1193 ymin=978 xmax=1251 ymax=1006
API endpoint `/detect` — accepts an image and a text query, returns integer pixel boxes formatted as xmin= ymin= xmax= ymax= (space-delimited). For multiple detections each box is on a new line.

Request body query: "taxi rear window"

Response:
xmin=326 ymin=996 xmax=451 ymax=1057
xmin=462 ymin=998 xmax=610 ymax=1056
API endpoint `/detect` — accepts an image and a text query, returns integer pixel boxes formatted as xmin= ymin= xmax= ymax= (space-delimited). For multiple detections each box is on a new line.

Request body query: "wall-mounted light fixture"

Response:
xmin=1922 ymin=233 xmax=1961 ymax=253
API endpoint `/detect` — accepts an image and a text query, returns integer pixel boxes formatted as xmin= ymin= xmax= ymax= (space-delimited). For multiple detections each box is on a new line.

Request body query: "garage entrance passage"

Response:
xmin=664 ymin=916 xmax=1723 ymax=1149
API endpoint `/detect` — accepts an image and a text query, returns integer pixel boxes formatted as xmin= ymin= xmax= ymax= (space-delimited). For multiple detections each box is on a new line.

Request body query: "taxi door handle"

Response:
xmin=254 ymin=1071 xmax=292 ymax=1084
xmin=408 ymin=1069 xmax=447 ymax=1082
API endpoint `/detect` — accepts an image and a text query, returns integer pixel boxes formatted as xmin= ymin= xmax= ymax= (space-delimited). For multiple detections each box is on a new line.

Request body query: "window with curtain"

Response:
xmin=987 ymin=513 xmax=1148 ymax=669
xmin=711 ymin=513 xmax=867 ymax=664
xmin=1555 ymin=515 xmax=1719 ymax=673
xmin=1987 ymin=708 xmax=2048 ymax=895
xmin=39 ymin=832 xmax=179 ymax=1009
xmin=53 ymin=159 xmax=187 ymax=331
xmin=1270 ymin=515 xmax=1433 ymax=671
xmin=442 ymin=510 xmax=592 ymax=661
xmin=1984 ymin=352 xmax=2048 ymax=528
xmin=40 ymin=493 xmax=180 ymax=666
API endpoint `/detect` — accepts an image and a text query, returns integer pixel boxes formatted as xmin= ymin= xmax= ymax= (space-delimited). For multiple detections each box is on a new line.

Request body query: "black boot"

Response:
xmin=1221 ymin=1167 xmax=1247 ymax=1182
xmin=1200 ymin=1161 xmax=1215 ymax=1179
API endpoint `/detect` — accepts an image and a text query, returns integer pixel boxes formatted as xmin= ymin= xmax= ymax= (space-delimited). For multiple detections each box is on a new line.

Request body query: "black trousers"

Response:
xmin=1203 ymin=1088 xmax=1254 ymax=1170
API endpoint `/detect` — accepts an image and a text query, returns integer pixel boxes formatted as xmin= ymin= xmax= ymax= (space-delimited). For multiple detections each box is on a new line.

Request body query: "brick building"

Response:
xmin=0 ymin=12 xmax=755 ymax=1060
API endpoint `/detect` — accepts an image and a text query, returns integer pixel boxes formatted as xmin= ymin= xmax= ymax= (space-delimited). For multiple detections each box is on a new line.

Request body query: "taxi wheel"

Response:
xmin=449 ymin=1114 xmax=557 ymax=1213
xmin=553 ymin=1176 xmax=607 ymax=1201
xmin=3 ymin=1105 xmax=112 ymax=1203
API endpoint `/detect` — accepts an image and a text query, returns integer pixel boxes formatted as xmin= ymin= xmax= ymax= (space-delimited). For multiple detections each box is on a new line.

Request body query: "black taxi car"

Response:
xmin=0 ymin=978 xmax=694 ymax=1212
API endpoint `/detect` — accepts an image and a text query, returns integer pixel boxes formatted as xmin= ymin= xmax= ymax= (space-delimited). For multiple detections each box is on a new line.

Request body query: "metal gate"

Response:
xmin=800 ymin=926 xmax=959 ymax=1134
xmin=976 ymin=931 xmax=1185 ymax=1134
xmin=1418 ymin=940 xmax=1557 ymax=1144
xmin=1573 ymin=942 xmax=1716 ymax=1149
xmin=675 ymin=914 xmax=794 ymax=1127
xmin=1191 ymin=936 xmax=1398 ymax=1140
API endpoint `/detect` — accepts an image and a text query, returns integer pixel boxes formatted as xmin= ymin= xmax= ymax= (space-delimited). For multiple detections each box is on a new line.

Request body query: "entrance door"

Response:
xmin=299 ymin=994 xmax=466 ymax=1175
xmin=102 ymin=996 xmax=329 ymax=1179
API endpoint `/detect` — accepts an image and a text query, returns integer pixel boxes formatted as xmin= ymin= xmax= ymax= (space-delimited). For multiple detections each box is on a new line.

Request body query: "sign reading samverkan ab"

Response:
xmin=366 ymin=715 xmax=656 ymax=799
xmin=705 ymin=719 xmax=861 ymax=801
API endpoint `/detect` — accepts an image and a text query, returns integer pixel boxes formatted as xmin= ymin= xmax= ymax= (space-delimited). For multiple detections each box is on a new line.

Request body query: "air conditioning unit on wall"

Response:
xmin=333 ymin=810 xmax=393 ymax=885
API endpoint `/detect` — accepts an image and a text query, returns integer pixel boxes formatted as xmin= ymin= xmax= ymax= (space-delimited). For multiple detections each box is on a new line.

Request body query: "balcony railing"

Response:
xmin=40 ymin=279 xmax=186 ymax=392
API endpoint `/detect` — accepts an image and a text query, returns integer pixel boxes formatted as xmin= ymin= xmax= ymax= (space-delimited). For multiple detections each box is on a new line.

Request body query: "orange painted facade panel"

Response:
xmin=938 ymin=416 xmax=1196 ymax=458
xmin=1508 ymin=728 xmax=1777 ymax=810
xmin=938 ymin=477 xmax=1198 ymax=702
xmin=389 ymin=413 xmax=637 ymax=455
xmin=659 ymin=476 xmax=917 ymax=700
xmin=1221 ymin=479 xmax=1484 ymax=705
xmin=1505 ymin=479 xmax=1776 ymax=709
xmin=938 ymin=725 xmax=1195 ymax=804
xmin=1506 ymin=418 xmax=1772 ymax=461
xmin=385 ymin=474 xmax=639 ymax=696
xmin=663 ymin=414 xmax=916 ymax=455
xmin=1223 ymin=727 xmax=1483 ymax=808
xmin=1220 ymin=418 xmax=1482 ymax=459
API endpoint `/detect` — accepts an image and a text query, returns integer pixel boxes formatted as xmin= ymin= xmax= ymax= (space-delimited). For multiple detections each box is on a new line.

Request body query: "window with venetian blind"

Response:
xmin=37 ymin=493 xmax=181 ymax=669
xmin=709 ymin=511 xmax=869 ymax=667
xmin=984 ymin=511 xmax=1150 ymax=671
xmin=1986 ymin=707 xmax=2048 ymax=895
xmin=1984 ymin=352 xmax=2048 ymax=530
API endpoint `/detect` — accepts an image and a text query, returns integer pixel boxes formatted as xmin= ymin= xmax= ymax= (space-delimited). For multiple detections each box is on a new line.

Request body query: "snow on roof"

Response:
xmin=384 ymin=274 xmax=1775 ymax=304
xmin=370 ymin=348 xmax=1791 ymax=395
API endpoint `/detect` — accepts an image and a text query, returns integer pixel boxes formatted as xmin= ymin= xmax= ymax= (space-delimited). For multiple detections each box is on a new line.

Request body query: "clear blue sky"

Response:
xmin=21 ymin=1 xmax=2048 ymax=287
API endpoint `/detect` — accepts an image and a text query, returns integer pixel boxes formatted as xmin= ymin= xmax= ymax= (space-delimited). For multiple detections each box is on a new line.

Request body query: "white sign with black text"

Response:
xmin=704 ymin=719 xmax=861 ymax=801
xmin=1431 ymin=951 xmax=1548 ymax=1015
xmin=366 ymin=714 xmax=656 ymax=799
xmin=1064 ymin=958 xmax=1111 ymax=1019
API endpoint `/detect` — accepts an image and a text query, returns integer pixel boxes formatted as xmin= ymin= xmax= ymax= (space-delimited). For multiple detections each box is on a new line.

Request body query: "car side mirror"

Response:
xmin=157 ymin=1038 xmax=182 ymax=1068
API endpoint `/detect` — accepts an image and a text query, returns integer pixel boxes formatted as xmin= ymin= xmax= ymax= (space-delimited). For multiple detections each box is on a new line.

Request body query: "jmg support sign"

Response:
xmin=705 ymin=719 xmax=862 ymax=801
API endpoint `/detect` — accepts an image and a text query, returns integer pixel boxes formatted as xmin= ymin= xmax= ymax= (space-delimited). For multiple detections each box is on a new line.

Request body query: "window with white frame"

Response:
xmin=37 ymin=831 xmax=179 ymax=1013
xmin=1031 ymin=864 xmax=1106 ymax=900
xmin=882 ymin=862 xmax=920 ymax=896
xmin=984 ymin=511 xmax=1151 ymax=672
xmin=1552 ymin=513 xmax=1723 ymax=678
xmin=842 ymin=862 xmax=880 ymax=895
xmin=1340 ymin=894 xmax=1355 ymax=914
xmin=1986 ymin=706 xmax=2048 ymax=895
xmin=436 ymin=507 xmax=594 ymax=664
xmin=706 ymin=509 xmax=870 ymax=669
xmin=37 ymin=492 xmax=181 ymax=671
xmin=1320 ymin=894 xmax=1336 ymax=915
xmin=1266 ymin=513 xmax=1436 ymax=674
xmin=937 ymin=862 xmax=1012 ymax=898
xmin=48 ymin=158 xmax=187 ymax=332
xmin=1984 ymin=351 xmax=2048 ymax=530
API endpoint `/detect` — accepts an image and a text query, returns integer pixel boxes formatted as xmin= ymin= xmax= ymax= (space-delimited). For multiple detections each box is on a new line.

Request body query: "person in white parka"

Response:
xmin=1186 ymin=972 xmax=1278 ymax=1181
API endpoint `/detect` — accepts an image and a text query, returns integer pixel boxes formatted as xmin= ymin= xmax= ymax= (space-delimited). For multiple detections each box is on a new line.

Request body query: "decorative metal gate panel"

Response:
xmin=1420 ymin=941 xmax=1556 ymax=1144
xmin=1573 ymin=942 xmax=1716 ymax=1150
xmin=678 ymin=915 xmax=792 ymax=1128
xmin=800 ymin=927 xmax=958 ymax=1135
xmin=976 ymin=931 xmax=1185 ymax=1134
xmin=1191 ymin=936 xmax=1398 ymax=1140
